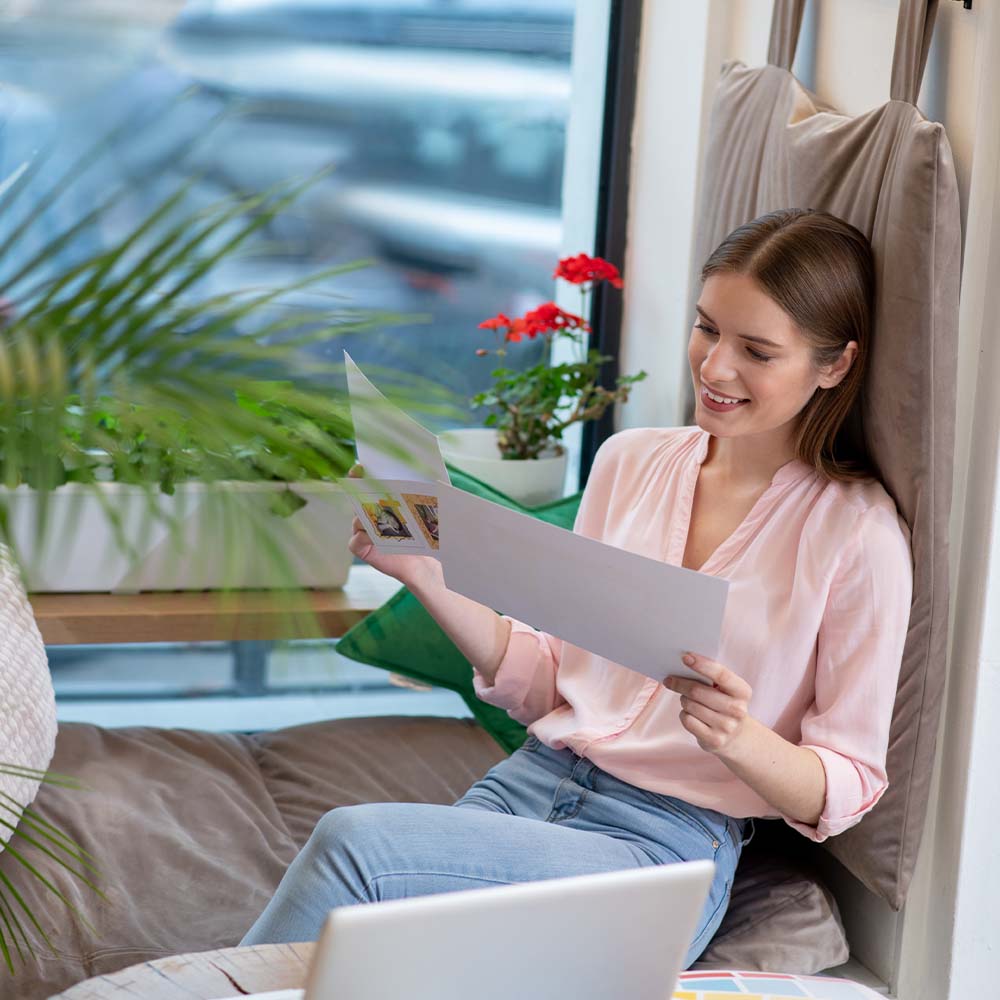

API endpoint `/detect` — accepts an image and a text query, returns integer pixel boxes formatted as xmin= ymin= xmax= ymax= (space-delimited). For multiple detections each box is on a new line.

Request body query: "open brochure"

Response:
xmin=341 ymin=352 xmax=729 ymax=683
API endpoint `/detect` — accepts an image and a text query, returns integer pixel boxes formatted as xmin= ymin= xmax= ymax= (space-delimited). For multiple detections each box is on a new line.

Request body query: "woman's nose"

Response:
xmin=700 ymin=341 xmax=738 ymax=382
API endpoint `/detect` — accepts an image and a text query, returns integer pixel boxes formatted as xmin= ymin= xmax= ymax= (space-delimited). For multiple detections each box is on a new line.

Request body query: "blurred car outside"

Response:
xmin=159 ymin=0 xmax=574 ymax=291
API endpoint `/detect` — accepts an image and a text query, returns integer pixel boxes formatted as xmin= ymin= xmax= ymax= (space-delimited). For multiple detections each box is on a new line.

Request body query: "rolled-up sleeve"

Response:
xmin=784 ymin=505 xmax=913 ymax=842
xmin=472 ymin=619 xmax=565 ymax=726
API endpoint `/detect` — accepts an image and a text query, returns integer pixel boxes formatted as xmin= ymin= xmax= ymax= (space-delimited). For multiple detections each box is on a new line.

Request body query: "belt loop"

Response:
xmin=741 ymin=818 xmax=756 ymax=848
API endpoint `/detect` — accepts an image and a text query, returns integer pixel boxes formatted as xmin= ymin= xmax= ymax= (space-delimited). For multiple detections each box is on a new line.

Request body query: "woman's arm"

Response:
xmin=716 ymin=719 xmax=826 ymax=827
xmin=405 ymin=559 xmax=513 ymax=686
xmin=664 ymin=655 xmax=826 ymax=826
xmin=348 ymin=515 xmax=512 ymax=684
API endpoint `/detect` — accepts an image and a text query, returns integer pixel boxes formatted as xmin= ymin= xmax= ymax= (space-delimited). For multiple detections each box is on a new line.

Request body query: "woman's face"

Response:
xmin=688 ymin=272 xmax=853 ymax=452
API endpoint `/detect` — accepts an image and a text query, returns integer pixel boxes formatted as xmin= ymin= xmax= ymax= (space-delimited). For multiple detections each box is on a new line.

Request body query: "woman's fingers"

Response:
xmin=678 ymin=696 xmax=721 ymax=729
xmin=348 ymin=516 xmax=373 ymax=560
xmin=672 ymin=680 xmax=742 ymax=717
xmin=678 ymin=711 xmax=714 ymax=745
xmin=679 ymin=652 xmax=752 ymax=701
xmin=667 ymin=653 xmax=753 ymax=754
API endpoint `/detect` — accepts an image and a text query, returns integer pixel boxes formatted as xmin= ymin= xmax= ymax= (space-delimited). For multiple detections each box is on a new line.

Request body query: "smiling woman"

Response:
xmin=240 ymin=209 xmax=912 ymax=972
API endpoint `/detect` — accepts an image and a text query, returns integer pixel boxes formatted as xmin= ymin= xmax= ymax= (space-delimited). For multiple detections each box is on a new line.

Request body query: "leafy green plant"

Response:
xmin=473 ymin=253 xmax=646 ymax=460
xmin=0 ymin=764 xmax=101 ymax=974
xmin=0 ymin=125 xmax=456 ymax=548
xmin=0 ymin=112 xmax=457 ymax=971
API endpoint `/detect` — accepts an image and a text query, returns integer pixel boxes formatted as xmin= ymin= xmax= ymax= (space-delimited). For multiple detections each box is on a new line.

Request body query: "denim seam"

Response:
xmin=364 ymin=870 xmax=514 ymax=900
xmin=687 ymin=877 xmax=733 ymax=956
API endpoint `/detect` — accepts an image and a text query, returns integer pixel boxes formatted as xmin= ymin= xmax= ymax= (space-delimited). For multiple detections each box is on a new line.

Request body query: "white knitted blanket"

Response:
xmin=0 ymin=546 xmax=57 ymax=850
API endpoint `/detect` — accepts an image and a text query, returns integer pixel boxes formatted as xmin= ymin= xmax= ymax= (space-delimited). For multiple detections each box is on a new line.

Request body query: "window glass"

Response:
xmin=0 ymin=0 xmax=583 ymax=408
xmin=3 ymin=0 xmax=610 ymax=725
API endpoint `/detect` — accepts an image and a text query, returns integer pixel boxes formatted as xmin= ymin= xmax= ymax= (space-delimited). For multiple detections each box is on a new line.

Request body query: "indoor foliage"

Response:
xmin=473 ymin=253 xmax=646 ymax=460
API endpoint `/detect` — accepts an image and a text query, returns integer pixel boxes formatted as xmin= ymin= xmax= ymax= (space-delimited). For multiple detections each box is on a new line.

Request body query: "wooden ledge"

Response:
xmin=30 ymin=565 xmax=400 ymax=645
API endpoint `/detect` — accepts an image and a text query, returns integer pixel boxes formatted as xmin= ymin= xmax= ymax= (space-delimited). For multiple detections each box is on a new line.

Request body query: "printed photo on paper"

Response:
xmin=402 ymin=493 xmax=440 ymax=550
xmin=362 ymin=498 xmax=414 ymax=541
xmin=343 ymin=478 xmax=443 ymax=557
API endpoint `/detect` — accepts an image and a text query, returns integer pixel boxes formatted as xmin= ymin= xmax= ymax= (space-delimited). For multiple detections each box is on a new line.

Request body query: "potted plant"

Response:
xmin=440 ymin=253 xmax=646 ymax=504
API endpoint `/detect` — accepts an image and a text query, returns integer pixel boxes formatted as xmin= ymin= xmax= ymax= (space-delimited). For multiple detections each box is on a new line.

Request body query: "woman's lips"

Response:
xmin=700 ymin=385 xmax=749 ymax=412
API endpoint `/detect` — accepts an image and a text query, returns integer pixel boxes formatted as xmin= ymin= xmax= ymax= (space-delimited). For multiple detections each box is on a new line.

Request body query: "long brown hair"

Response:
xmin=700 ymin=208 xmax=875 ymax=482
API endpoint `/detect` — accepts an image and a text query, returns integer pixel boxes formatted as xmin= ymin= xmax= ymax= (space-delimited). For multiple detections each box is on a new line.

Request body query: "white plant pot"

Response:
xmin=0 ymin=480 xmax=354 ymax=593
xmin=437 ymin=427 xmax=568 ymax=507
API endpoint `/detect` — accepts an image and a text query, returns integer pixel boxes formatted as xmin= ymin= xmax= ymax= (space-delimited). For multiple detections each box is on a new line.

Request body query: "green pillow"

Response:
xmin=335 ymin=465 xmax=582 ymax=753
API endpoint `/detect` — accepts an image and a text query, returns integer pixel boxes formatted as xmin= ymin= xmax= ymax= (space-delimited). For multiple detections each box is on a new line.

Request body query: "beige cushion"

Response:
xmin=689 ymin=0 xmax=961 ymax=908
xmin=2 ymin=718 xmax=846 ymax=999
xmin=692 ymin=844 xmax=848 ymax=973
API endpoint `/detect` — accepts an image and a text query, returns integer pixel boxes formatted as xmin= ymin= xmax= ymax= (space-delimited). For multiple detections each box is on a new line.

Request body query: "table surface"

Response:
xmin=56 ymin=942 xmax=313 ymax=999
xmin=55 ymin=948 xmax=885 ymax=1000
xmin=29 ymin=565 xmax=399 ymax=645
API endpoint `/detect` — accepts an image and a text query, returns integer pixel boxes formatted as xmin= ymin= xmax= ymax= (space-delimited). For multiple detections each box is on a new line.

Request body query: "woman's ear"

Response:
xmin=818 ymin=340 xmax=858 ymax=389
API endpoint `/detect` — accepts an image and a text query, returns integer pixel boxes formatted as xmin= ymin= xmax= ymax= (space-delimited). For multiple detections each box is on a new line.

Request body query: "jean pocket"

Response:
xmin=636 ymin=790 xmax=725 ymax=850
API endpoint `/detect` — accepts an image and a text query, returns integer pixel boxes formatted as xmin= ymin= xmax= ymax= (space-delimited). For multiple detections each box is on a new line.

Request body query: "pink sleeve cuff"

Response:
xmin=781 ymin=745 xmax=888 ymax=843
xmin=472 ymin=617 xmax=562 ymax=725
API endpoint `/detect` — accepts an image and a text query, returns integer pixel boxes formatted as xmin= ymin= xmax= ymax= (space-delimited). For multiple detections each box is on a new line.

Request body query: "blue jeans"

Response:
xmin=241 ymin=736 xmax=748 ymax=968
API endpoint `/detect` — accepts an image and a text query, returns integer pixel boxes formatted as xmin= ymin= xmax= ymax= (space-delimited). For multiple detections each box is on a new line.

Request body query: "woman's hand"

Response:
xmin=663 ymin=653 xmax=753 ymax=756
xmin=346 ymin=464 xmax=442 ymax=590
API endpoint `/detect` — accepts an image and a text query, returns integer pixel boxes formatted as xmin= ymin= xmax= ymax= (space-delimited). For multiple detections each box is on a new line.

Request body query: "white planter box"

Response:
xmin=1 ymin=480 xmax=354 ymax=593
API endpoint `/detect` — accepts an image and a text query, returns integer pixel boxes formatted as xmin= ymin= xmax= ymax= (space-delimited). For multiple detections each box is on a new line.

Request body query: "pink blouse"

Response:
xmin=473 ymin=427 xmax=913 ymax=842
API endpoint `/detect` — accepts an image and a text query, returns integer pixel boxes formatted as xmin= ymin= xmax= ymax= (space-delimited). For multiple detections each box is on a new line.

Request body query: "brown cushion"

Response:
xmin=1 ymin=719 xmax=846 ymax=998
xmin=693 ymin=850 xmax=848 ymax=973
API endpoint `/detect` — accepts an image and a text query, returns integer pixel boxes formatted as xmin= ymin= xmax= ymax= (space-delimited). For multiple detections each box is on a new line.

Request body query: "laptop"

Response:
xmin=215 ymin=859 xmax=715 ymax=1000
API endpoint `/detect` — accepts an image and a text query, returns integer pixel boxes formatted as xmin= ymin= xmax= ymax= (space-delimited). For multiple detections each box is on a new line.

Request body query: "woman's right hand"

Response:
xmin=346 ymin=464 xmax=443 ymax=589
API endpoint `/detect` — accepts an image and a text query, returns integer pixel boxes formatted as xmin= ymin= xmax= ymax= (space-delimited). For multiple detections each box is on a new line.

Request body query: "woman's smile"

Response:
xmin=700 ymin=383 xmax=750 ymax=411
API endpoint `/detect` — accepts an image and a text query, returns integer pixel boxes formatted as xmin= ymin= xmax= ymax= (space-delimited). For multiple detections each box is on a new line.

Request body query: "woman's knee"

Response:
xmin=308 ymin=802 xmax=396 ymax=855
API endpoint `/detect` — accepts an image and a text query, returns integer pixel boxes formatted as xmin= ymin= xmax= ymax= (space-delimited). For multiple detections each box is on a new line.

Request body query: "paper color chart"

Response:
xmin=673 ymin=970 xmax=884 ymax=1000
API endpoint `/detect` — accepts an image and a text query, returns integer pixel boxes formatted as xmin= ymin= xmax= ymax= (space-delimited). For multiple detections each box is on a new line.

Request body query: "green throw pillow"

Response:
xmin=335 ymin=465 xmax=582 ymax=753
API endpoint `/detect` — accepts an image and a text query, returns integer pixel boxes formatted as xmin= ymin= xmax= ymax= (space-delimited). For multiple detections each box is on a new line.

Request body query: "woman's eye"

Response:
xmin=696 ymin=323 xmax=771 ymax=362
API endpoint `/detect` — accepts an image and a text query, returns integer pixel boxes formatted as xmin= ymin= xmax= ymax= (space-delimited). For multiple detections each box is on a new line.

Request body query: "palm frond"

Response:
xmin=0 ymin=766 xmax=102 ymax=972
xmin=0 ymin=99 xmax=464 ymax=972
xmin=0 ymin=107 xmax=462 ymax=587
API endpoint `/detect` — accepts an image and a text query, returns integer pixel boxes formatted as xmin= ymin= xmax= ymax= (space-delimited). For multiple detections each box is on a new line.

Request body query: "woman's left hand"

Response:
xmin=663 ymin=653 xmax=753 ymax=756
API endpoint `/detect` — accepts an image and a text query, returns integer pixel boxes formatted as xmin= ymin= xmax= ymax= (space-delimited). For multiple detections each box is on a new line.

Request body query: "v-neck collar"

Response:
xmin=672 ymin=429 xmax=812 ymax=574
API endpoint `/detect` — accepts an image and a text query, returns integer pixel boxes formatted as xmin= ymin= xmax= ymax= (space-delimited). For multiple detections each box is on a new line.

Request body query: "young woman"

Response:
xmin=242 ymin=209 xmax=913 ymax=968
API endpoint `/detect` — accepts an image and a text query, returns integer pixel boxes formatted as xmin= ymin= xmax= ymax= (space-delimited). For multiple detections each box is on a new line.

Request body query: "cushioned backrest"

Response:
xmin=689 ymin=0 xmax=961 ymax=908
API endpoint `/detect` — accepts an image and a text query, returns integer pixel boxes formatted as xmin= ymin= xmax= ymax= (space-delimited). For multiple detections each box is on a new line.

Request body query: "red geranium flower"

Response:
xmin=520 ymin=302 xmax=588 ymax=338
xmin=478 ymin=312 xmax=513 ymax=332
xmin=554 ymin=253 xmax=623 ymax=289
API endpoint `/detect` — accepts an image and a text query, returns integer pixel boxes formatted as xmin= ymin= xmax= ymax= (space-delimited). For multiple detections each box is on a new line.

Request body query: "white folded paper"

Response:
xmin=342 ymin=354 xmax=729 ymax=681
xmin=438 ymin=485 xmax=729 ymax=683
xmin=345 ymin=351 xmax=450 ymax=484
xmin=343 ymin=351 xmax=449 ymax=557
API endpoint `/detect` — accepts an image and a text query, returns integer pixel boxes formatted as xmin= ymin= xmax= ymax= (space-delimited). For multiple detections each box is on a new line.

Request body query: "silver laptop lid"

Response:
xmin=304 ymin=860 xmax=715 ymax=1000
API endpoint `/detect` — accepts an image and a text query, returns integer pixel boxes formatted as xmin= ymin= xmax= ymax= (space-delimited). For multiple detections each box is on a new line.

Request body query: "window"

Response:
xmin=1 ymin=0 xmax=616 ymax=727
